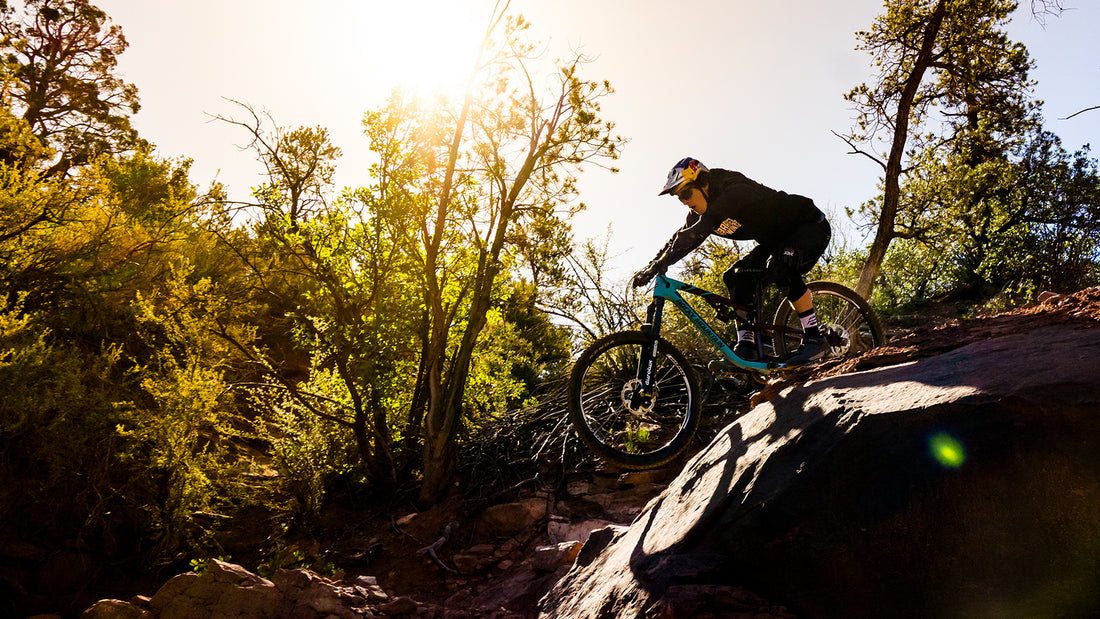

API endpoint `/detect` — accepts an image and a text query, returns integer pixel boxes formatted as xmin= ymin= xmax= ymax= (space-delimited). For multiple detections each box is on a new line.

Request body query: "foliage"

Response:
xmin=840 ymin=0 xmax=1037 ymax=297
xmin=838 ymin=0 xmax=1099 ymax=308
xmin=190 ymin=6 xmax=625 ymax=507
xmin=0 ymin=0 xmax=143 ymax=176
xmin=357 ymin=10 xmax=625 ymax=502
xmin=248 ymin=366 xmax=360 ymax=525
xmin=122 ymin=270 xmax=251 ymax=557
xmin=823 ymin=125 xmax=1100 ymax=315
xmin=821 ymin=240 xmax=955 ymax=314
xmin=499 ymin=279 xmax=574 ymax=397
xmin=0 ymin=146 xmax=259 ymax=567
xmin=206 ymin=102 xmax=425 ymax=493
xmin=0 ymin=298 xmax=128 ymax=544
xmin=894 ymin=123 xmax=1100 ymax=296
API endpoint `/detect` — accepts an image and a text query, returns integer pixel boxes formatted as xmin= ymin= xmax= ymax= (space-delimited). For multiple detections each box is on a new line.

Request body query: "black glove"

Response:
xmin=632 ymin=263 xmax=664 ymax=288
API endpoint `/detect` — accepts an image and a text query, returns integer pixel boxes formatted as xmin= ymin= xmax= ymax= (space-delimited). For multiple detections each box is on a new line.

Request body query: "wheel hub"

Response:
xmin=821 ymin=323 xmax=848 ymax=353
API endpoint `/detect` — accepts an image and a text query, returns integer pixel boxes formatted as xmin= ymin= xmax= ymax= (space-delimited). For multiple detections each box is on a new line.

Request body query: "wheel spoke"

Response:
xmin=569 ymin=332 xmax=699 ymax=466
xmin=773 ymin=282 xmax=885 ymax=360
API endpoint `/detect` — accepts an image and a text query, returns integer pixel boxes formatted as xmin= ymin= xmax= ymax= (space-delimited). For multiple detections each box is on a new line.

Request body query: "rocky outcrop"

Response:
xmin=539 ymin=321 xmax=1100 ymax=618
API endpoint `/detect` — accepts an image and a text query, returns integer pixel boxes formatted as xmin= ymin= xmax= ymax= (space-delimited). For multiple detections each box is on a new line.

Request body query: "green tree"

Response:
xmin=0 ymin=0 xmax=141 ymax=177
xmin=205 ymin=5 xmax=622 ymax=506
xmin=0 ymin=110 xmax=71 ymax=283
xmin=0 ymin=141 xmax=254 ymax=568
xmin=839 ymin=0 xmax=1035 ymax=298
xmin=381 ymin=11 xmax=623 ymax=502
xmin=498 ymin=279 xmax=573 ymax=398
xmin=210 ymin=102 xmax=424 ymax=489
xmin=896 ymin=125 xmax=1099 ymax=297
xmin=1010 ymin=136 xmax=1100 ymax=291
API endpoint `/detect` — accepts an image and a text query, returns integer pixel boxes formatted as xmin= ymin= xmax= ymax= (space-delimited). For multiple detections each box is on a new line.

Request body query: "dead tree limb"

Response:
xmin=415 ymin=521 xmax=459 ymax=574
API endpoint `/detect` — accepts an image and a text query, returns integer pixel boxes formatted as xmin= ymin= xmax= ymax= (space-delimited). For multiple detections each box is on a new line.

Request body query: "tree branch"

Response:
xmin=831 ymin=130 xmax=887 ymax=171
xmin=1061 ymin=105 xmax=1099 ymax=121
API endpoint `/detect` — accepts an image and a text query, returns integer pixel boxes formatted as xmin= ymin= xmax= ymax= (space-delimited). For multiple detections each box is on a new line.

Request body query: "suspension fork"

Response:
xmin=636 ymin=297 xmax=666 ymax=394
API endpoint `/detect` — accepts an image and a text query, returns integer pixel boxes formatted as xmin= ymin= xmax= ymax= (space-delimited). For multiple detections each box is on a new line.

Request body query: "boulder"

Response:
xmin=532 ymin=542 xmax=583 ymax=573
xmin=546 ymin=518 xmax=619 ymax=545
xmin=88 ymin=559 xmax=380 ymax=619
xmin=378 ymin=595 xmax=419 ymax=615
xmin=80 ymin=599 xmax=150 ymax=619
xmin=539 ymin=323 xmax=1100 ymax=618
xmin=479 ymin=498 xmax=549 ymax=537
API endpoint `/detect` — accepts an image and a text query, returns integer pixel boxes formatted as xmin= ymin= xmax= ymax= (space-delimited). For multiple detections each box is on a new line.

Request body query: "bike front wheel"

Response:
xmin=567 ymin=331 xmax=701 ymax=470
xmin=773 ymin=280 xmax=886 ymax=360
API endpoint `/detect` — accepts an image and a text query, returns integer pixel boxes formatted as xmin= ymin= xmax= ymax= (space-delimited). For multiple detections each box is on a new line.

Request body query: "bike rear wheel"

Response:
xmin=773 ymin=280 xmax=885 ymax=361
xmin=567 ymin=331 xmax=701 ymax=470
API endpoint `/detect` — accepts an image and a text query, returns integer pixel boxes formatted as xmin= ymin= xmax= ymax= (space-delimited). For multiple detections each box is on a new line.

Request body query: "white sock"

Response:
xmin=799 ymin=311 xmax=820 ymax=337
xmin=799 ymin=312 xmax=818 ymax=330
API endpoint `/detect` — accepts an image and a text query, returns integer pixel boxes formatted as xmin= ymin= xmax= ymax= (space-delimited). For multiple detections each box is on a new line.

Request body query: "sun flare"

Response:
xmin=349 ymin=1 xmax=488 ymax=98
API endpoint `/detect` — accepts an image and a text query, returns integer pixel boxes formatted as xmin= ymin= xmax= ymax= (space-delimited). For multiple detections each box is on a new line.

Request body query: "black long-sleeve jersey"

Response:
xmin=646 ymin=168 xmax=824 ymax=272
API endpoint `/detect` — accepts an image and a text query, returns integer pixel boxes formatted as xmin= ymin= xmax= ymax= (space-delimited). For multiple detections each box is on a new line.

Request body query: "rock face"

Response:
xmin=539 ymin=323 xmax=1100 ymax=618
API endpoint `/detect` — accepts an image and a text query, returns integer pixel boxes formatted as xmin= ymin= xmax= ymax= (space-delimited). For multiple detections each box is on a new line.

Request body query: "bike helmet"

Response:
xmin=658 ymin=157 xmax=708 ymax=196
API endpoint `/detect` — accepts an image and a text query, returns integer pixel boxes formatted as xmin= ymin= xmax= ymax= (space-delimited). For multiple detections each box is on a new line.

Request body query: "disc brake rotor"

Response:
xmin=621 ymin=378 xmax=657 ymax=415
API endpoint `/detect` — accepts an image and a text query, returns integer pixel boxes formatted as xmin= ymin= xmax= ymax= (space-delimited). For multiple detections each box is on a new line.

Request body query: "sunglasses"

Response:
xmin=675 ymin=186 xmax=694 ymax=202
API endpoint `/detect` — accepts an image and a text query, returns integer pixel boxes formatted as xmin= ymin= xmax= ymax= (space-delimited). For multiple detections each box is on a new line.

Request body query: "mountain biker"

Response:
xmin=632 ymin=157 xmax=832 ymax=365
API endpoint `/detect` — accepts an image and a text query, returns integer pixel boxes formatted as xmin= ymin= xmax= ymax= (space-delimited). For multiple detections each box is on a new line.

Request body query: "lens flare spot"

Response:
xmin=929 ymin=433 xmax=966 ymax=469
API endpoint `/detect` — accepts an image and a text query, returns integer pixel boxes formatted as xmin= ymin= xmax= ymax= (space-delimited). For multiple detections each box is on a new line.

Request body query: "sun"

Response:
xmin=348 ymin=0 xmax=489 ymax=99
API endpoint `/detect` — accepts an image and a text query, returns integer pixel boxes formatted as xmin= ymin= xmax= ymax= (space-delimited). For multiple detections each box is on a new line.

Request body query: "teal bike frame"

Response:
xmin=635 ymin=273 xmax=790 ymax=396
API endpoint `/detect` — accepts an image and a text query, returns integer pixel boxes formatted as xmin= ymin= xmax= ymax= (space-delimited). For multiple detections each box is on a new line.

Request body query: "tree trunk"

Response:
xmin=408 ymin=13 xmax=487 ymax=496
xmin=400 ymin=310 xmax=431 ymax=475
xmin=856 ymin=0 xmax=947 ymax=300
xmin=416 ymin=136 xmax=546 ymax=503
xmin=417 ymin=247 xmax=499 ymax=503
xmin=418 ymin=369 xmax=456 ymax=502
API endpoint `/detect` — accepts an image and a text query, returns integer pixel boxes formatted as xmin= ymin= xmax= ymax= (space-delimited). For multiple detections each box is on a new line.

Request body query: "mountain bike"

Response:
xmin=567 ymin=271 xmax=885 ymax=469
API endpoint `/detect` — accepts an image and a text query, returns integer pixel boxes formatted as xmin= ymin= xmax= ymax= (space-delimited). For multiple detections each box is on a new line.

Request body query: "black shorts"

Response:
xmin=725 ymin=215 xmax=832 ymax=303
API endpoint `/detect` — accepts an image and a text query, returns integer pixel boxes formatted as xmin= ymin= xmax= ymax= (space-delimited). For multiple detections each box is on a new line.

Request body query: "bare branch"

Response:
xmin=1061 ymin=105 xmax=1100 ymax=121
xmin=832 ymin=130 xmax=888 ymax=171
xmin=1029 ymin=0 xmax=1066 ymax=27
xmin=415 ymin=521 xmax=459 ymax=573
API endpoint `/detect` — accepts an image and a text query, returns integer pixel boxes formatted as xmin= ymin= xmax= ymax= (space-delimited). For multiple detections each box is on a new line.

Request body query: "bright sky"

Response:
xmin=100 ymin=0 xmax=1099 ymax=280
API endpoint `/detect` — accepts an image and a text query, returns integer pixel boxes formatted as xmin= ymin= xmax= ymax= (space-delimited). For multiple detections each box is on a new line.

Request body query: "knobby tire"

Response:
xmin=567 ymin=331 xmax=701 ymax=470
xmin=773 ymin=280 xmax=885 ymax=359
